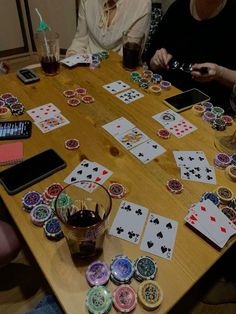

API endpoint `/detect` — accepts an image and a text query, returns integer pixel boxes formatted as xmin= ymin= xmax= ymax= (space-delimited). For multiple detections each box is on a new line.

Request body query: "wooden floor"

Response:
xmin=1 ymin=55 xmax=236 ymax=314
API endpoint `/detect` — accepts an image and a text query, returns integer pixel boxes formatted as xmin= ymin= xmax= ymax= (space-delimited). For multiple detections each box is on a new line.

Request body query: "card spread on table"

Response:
xmin=130 ymin=139 xmax=166 ymax=164
xmin=103 ymin=80 xmax=130 ymax=94
xmin=173 ymin=151 xmax=210 ymax=168
xmin=60 ymin=53 xmax=93 ymax=67
xmin=116 ymin=88 xmax=144 ymax=104
xmin=140 ymin=213 xmax=178 ymax=260
xmin=27 ymin=103 xmax=60 ymax=122
xmin=180 ymin=165 xmax=216 ymax=184
xmin=102 ymin=117 xmax=135 ymax=137
xmin=115 ymin=127 xmax=149 ymax=150
xmin=64 ymin=159 xmax=113 ymax=192
xmin=109 ymin=200 xmax=149 ymax=244
xmin=185 ymin=199 xmax=236 ymax=248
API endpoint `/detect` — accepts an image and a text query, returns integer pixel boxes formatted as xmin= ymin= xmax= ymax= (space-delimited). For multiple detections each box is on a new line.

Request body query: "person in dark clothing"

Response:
xmin=145 ymin=0 xmax=236 ymax=115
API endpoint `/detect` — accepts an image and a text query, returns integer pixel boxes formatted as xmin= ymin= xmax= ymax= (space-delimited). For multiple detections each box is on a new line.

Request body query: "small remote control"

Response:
xmin=16 ymin=68 xmax=40 ymax=84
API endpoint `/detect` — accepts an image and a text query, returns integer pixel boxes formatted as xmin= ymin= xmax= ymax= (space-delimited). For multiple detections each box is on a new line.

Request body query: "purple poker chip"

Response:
xmin=160 ymin=80 xmax=171 ymax=90
xmin=86 ymin=261 xmax=110 ymax=286
xmin=30 ymin=204 xmax=52 ymax=227
xmin=0 ymin=99 xmax=5 ymax=107
xmin=202 ymin=111 xmax=216 ymax=123
xmin=5 ymin=97 xmax=18 ymax=106
xmin=43 ymin=217 xmax=64 ymax=240
xmin=0 ymin=93 xmax=13 ymax=100
xmin=22 ymin=191 xmax=42 ymax=212
xmin=214 ymin=153 xmax=231 ymax=169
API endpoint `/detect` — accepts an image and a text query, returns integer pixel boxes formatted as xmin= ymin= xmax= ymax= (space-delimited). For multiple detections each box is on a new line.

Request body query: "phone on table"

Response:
xmin=0 ymin=120 xmax=32 ymax=140
xmin=0 ymin=149 xmax=66 ymax=195
xmin=162 ymin=88 xmax=210 ymax=113
xmin=16 ymin=69 xmax=40 ymax=84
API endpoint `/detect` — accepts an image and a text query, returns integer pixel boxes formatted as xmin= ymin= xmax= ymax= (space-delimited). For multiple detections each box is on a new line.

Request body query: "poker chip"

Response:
xmin=44 ymin=183 xmax=64 ymax=200
xmin=110 ymin=255 xmax=134 ymax=285
xmin=149 ymin=85 xmax=161 ymax=95
xmin=229 ymin=197 xmax=236 ymax=210
xmin=138 ymin=78 xmax=150 ymax=88
xmin=86 ymin=286 xmax=112 ymax=314
xmin=202 ymin=101 xmax=213 ymax=111
xmin=43 ymin=217 xmax=64 ymax=240
xmin=81 ymin=95 xmax=94 ymax=104
xmin=64 ymin=138 xmax=80 ymax=150
xmin=134 ymin=256 xmax=157 ymax=281
xmin=108 ymin=182 xmax=126 ymax=199
xmin=22 ymin=191 xmax=43 ymax=212
xmin=221 ymin=115 xmax=234 ymax=126
xmin=10 ymin=102 xmax=25 ymax=116
xmin=138 ymin=280 xmax=163 ymax=311
xmin=75 ymin=87 xmax=87 ymax=96
xmin=113 ymin=285 xmax=137 ymax=313
xmin=202 ymin=111 xmax=216 ymax=123
xmin=89 ymin=60 xmax=101 ymax=70
xmin=221 ymin=207 xmax=236 ymax=222
xmin=231 ymin=153 xmax=236 ymax=165
xmin=156 ymin=128 xmax=170 ymax=139
xmin=5 ymin=96 xmax=18 ymax=106
xmin=30 ymin=204 xmax=52 ymax=227
xmin=160 ymin=80 xmax=171 ymax=90
xmin=151 ymin=73 xmax=162 ymax=83
xmin=142 ymin=70 xmax=153 ymax=80
xmin=0 ymin=93 xmax=13 ymax=100
xmin=211 ymin=118 xmax=226 ymax=131
xmin=225 ymin=165 xmax=236 ymax=182
xmin=86 ymin=261 xmax=110 ymax=286
xmin=166 ymin=179 xmax=183 ymax=194
xmin=200 ymin=192 xmax=220 ymax=206
xmin=67 ymin=98 xmax=80 ymax=106
xmin=55 ymin=192 xmax=73 ymax=212
xmin=192 ymin=104 xmax=206 ymax=116
xmin=0 ymin=106 xmax=11 ymax=121
xmin=214 ymin=153 xmax=231 ymax=169
xmin=130 ymin=71 xmax=141 ymax=82
xmin=100 ymin=50 xmax=109 ymax=60
xmin=63 ymin=89 xmax=76 ymax=98
xmin=215 ymin=186 xmax=234 ymax=204
xmin=0 ymin=99 xmax=5 ymax=107
xmin=212 ymin=106 xmax=224 ymax=118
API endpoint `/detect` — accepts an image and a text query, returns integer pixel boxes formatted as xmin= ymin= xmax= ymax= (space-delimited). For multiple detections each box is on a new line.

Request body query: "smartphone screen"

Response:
xmin=0 ymin=149 xmax=66 ymax=195
xmin=0 ymin=120 xmax=32 ymax=140
xmin=163 ymin=88 xmax=210 ymax=112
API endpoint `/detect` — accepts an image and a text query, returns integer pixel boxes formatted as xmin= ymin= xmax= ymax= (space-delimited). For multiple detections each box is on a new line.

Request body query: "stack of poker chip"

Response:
xmin=202 ymin=111 xmax=216 ymax=123
xmin=211 ymin=106 xmax=224 ymax=118
xmin=225 ymin=165 xmax=236 ymax=182
xmin=113 ymin=285 xmax=137 ymax=313
xmin=10 ymin=102 xmax=25 ymax=116
xmin=99 ymin=50 xmax=109 ymax=60
xmin=166 ymin=178 xmax=184 ymax=194
xmin=30 ymin=204 xmax=52 ymax=226
xmin=133 ymin=256 xmax=157 ymax=282
xmin=221 ymin=206 xmax=236 ymax=224
xmin=86 ymin=261 xmax=110 ymax=286
xmin=86 ymin=286 xmax=112 ymax=314
xmin=42 ymin=183 xmax=64 ymax=210
xmin=0 ymin=93 xmax=25 ymax=117
xmin=137 ymin=280 xmax=163 ymax=311
xmin=211 ymin=117 xmax=226 ymax=131
xmin=22 ymin=191 xmax=43 ymax=212
xmin=130 ymin=71 xmax=141 ymax=83
xmin=0 ymin=106 xmax=12 ymax=121
xmin=192 ymin=104 xmax=206 ymax=116
xmin=43 ymin=216 xmax=64 ymax=240
xmin=231 ymin=153 xmax=236 ymax=165
xmin=229 ymin=197 xmax=236 ymax=210
xmin=110 ymin=255 xmax=134 ymax=285
xmin=221 ymin=115 xmax=234 ymax=126
xmin=151 ymin=73 xmax=162 ymax=84
xmin=200 ymin=192 xmax=220 ymax=206
xmin=108 ymin=182 xmax=127 ymax=199
xmin=214 ymin=152 xmax=231 ymax=169
xmin=202 ymin=101 xmax=213 ymax=111
xmin=160 ymin=80 xmax=171 ymax=90
xmin=215 ymin=186 xmax=234 ymax=205
xmin=130 ymin=70 xmax=166 ymax=93
xmin=138 ymin=78 xmax=150 ymax=90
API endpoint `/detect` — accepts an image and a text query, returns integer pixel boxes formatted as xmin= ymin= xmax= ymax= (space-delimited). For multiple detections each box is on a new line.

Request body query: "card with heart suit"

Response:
xmin=130 ymin=139 xmax=166 ymax=164
xmin=173 ymin=151 xmax=210 ymax=168
xmin=102 ymin=117 xmax=135 ymax=137
xmin=180 ymin=165 xmax=216 ymax=184
xmin=152 ymin=109 xmax=182 ymax=127
xmin=34 ymin=113 xmax=70 ymax=133
xmin=166 ymin=119 xmax=197 ymax=138
xmin=109 ymin=200 xmax=149 ymax=244
xmin=27 ymin=103 xmax=61 ymax=122
xmin=140 ymin=213 xmax=178 ymax=260
xmin=64 ymin=159 xmax=113 ymax=192
xmin=115 ymin=127 xmax=149 ymax=150
xmin=103 ymin=80 xmax=130 ymax=94
xmin=60 ymin=53 xmax=93 ymax=67
xmin=116 ymin=88 xmax=144 ymax=104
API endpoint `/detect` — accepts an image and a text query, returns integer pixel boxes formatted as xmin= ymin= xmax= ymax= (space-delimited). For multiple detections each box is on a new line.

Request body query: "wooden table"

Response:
xmin=0 ymin=52 xmax=235 ymax=314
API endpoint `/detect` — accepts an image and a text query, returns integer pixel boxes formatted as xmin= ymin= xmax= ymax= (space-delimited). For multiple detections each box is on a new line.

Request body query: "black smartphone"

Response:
xmin=163 ymin=88 xmax=210 ymax=112
xmin=0 ymin=149 xmax=66 ymax=195
xmin=0 ymin=120 xmax=32 ymax=140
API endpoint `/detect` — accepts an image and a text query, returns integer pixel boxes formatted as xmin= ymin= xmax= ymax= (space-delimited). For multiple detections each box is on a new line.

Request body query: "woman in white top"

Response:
xmin=66 ymin=0 xmax=151 ymax=56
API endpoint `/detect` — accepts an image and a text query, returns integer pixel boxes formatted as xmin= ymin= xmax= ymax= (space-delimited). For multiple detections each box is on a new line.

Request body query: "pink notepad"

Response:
xmin=0 ymin=142 xmax=23 ymax=165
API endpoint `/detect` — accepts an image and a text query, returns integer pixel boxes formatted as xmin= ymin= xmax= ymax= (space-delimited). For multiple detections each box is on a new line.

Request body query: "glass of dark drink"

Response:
xmin=122 ymin=31 xmax=144 ymax=70
xmin=34 ymin=31 xmax=60 ymax=75
xmin=55 ymin=181 xmax=112 ymax=258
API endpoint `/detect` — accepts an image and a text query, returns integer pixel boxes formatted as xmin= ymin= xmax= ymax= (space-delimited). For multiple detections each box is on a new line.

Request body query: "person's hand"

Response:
xmin=150 ymin=48 xmax=173 ymax=71
xmin=65 ymin=50 xmax=78 ymax=57
xmin=191 ymin=62 xmax=221 ymax=82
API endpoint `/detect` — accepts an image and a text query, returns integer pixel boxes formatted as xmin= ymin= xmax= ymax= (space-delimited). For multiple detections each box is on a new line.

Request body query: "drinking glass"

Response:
xmin=122 ymin=31 xmax=144 ymax=69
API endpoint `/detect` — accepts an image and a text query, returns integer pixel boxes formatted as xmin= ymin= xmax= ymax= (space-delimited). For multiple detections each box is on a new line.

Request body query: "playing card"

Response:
xmin=34 ymin=113 xmax=70 ymax=133
xmin=102 ymin=117 xmax=135 ymax=137
xmin=116 ymin=88 xmax=144 ymax=104
xmin=130 ymin=139 xmax=166 ymax=164
xmin=103 ymin=80 xmax=130 ymax=94
xmin=109 ymin=200 xmax=149 ymax=244
xmin=115 ymin=127 xmax=149 ymax=150
xmin=166 ymin=119 xmax=197 ymax=138
xmin=140 ymin=213 xmax=178 ymax=260
xmin=180 ymin=165 xmax=216 ymax=184
xmin=173 ymin=151 xmax=210 ymax=168
xmin=60 ymin=53 xmax=93 ymax=67
xmin=152 ymin=109 xmax=182 ymax=127
xmin=27 ymin=103 xmax=61 ymax=122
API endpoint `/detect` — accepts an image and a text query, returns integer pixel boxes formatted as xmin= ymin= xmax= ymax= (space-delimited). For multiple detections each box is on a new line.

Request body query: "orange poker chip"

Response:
xmin=64 ymin=138 xmax=80 ymax=150
xmin=67 ymin=98 xmax=80 ymax=107
xmin=156 ymin=129 xmax=170 ymax=139
xmin=166 ymin=178 xmax=183 ymax=194
xmin=81 ymin=95 xmax=94 ymax=104
xmin=75 ymin=87 xmax=87 ymax=96
xmin=63 ymin=89 xmax=76 ymax=98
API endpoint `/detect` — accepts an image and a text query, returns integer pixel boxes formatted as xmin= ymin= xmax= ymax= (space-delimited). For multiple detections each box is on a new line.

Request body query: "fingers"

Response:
xmin=192 ymin=63 xmax=217 ymax=82
xmin=152 ymin=48 xmax=172 ymax=70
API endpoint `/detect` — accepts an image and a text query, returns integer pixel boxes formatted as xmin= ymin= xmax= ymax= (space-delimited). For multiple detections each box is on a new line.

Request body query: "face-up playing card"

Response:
xmin=34 ymin=113 xmax=70 ymax=133
xmin=130 ymin=139 xmax=166 ymax=164
xmin=180 ymin=165 xmax=216 ymax=184
xmin=60 ymin=53 xmax=93 ymax=67
xmin=173 ymin=151 xmax=210 ymax=168
xmin=103 ymin=80 xmax=130 ymax=94
xmin=27 ymin=103 xmax=61 ymax=122
xmin=109 ymin=200 xmax=149 ymax=244
xmin=116 ymin=88 xmax=144 ymax=104
xmin=152 ymin=109 xmax=182 ymax=127
xmin=140 ymin=213 xmax=178 ymax=260
xmin=166 ymin=119 xmax=197 ymax=138
xmin=102 ymin=117 xmax=135 ymax=137
xmin=115 ymin=127 xmax=149 ymax=150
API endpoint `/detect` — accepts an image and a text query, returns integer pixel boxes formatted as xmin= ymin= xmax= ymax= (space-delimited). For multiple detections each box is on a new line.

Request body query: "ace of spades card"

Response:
xmin=109 ymin=200 xmax=149 ymax=244
xmin=140 ymin=213 xmax=178 ymax=260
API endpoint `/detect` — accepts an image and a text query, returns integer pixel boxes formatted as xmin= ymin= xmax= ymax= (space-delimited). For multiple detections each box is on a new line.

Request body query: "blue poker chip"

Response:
xmin=110 ymin=255 xmax=134 ymax=284
xmin=22 ymin=191 xmax=42 ymax=212
xmin=134 ymin=256 xmax=157 ymax=281
xmin=43 ymin=217 xmax=64 ymax=240
xmin=231 ymin=153 xmax=236 ymax=165
xmin=200 ymin=192 xmax=220 ymax=206
xmin=30 ymin=204 xmax=52 ymax=227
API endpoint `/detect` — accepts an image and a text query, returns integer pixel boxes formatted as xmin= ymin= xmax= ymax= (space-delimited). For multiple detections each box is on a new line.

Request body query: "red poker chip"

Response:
xmin=166 ymin=179 xmax=183 ymax=194
xmin=0 ymin=93 xmax=13 ymax=100
xmin=63 ymin=90 xmax=76 ymax=98
xmin=156 ymin=129 xmax=170 ymax=139
xmin=67 ymin=98 xmax=80 ymax=107
xmin=108 ymin=182 xmax=126 ymax=199
xmin=81 ymin=95 xmax=94 ymax=104
xmin=45 ymin=183 xmax=64 ymax=199
xmin=113 ymin=285 xmax=137 ymax=313
xmin=221 ymin=115 xmax=233 ymax=126
xmin=0 ymin=107 xmax=8 ymax=113
xmin=75 ymin=87 xmax=87 ymax=96
xmin=64 ymin=138 xmax=80 ymax=150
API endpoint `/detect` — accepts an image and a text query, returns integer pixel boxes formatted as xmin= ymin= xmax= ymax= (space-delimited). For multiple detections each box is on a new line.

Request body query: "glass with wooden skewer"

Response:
xmin=55 ymin=181 xmax=112 ymax=258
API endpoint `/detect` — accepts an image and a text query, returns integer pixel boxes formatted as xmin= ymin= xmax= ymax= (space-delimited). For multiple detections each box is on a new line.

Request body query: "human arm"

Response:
xmin=150 ymin=48 xmax=173 ymax=71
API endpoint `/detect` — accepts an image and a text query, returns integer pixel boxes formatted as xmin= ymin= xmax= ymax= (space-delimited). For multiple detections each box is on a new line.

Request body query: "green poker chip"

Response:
xmin=56 ymin=192 xmax=73 ymax=209
xmin=86 ymin=286 xmax=112 ymax=314
xmin=134 ymin=256 xmax=157 ymax=281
